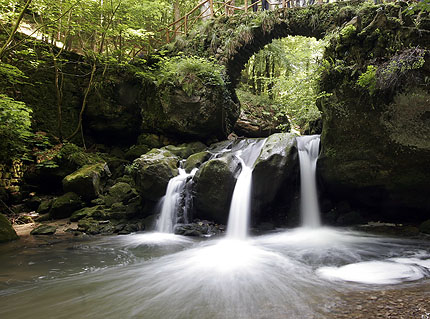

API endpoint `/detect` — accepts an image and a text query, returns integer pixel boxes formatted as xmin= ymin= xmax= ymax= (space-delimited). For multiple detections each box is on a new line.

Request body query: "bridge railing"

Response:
xmin=156 ymin=0 xmax=325 ymax=45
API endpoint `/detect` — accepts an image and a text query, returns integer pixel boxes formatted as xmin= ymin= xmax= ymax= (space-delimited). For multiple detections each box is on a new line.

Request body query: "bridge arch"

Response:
xmin=173 ymin=2 xmax=361 ymax=88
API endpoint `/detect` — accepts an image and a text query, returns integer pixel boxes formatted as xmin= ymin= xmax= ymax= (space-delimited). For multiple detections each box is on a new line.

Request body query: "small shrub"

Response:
xmin=357 ymin=65 xmax=377 ymax=95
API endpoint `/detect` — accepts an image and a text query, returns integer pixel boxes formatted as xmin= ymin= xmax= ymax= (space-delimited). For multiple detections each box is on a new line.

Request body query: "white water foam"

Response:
xmin=156 ymin=168 xmax=197 ymax=233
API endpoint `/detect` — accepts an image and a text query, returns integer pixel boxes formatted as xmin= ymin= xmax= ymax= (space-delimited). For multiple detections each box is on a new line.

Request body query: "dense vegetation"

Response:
xmin=237 ymin=36 xmax=326 ymax=131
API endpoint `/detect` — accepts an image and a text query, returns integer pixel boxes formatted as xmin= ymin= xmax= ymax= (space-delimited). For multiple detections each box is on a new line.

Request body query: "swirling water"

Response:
xmin=0 ymin=228 xmax=429 ymax=319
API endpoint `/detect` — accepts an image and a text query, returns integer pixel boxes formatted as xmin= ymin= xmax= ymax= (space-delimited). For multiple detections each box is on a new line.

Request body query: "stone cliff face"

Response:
xmin=317 ymin=3 xmax=430 ymax=220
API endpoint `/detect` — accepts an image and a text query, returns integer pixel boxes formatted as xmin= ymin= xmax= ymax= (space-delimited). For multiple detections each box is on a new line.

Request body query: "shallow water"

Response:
xmin=0 ymin=228 xmax=429 ymax=319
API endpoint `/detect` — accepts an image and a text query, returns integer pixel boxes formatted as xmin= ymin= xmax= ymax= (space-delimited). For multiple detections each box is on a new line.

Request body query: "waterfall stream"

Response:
xmin=226 ymin=139 xmax=266 ymax=240
xmin=297 ymin=135 xmax=321 ymax=228
xmin=156 ymin=168 xmax=197 ymax=233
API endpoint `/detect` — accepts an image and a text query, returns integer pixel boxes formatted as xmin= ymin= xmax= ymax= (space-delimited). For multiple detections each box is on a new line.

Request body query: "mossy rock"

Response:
xmin=25 ymin=144 xmax=106 ymax=192
xmin=184 ymin=151 xmax=211 ymax=173
xmin=62 ymin=163 xmax=111 ymax=201
xmin=131 ymin=149 xmax=179 ymax=201
xmin=104 ymin=182 xmax=136 ymax=206
xmin=49 ymin=192 xmax=84 ymax=219
xmin=70 ymin=205 xmax=108 ymax=222
xmin=192 ymin=156 xmax=240 ymax=224
xmin=37 ymin=199 xmax=52 ymax=215
xmin=162 ymin=142 xmax=207 ymax=159
xmin=30 ymin=225 xmax=57 ymax=235
xmin=77 ymin=218 xmax=114 ymax=235
xmin=0 ymin=213 xmax=18 ymax=243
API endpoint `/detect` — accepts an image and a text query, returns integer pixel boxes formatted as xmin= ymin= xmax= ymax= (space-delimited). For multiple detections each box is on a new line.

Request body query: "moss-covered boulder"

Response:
xmin=30 ymin=225 xmax=57 ymax=235
xmin=131 ymin=149 xmax=179 ymax=201
xmin=317 ymin=6 xmax=430 ymax=220
xmin=62 ymin=163 xmax=111 ymax=201
xmin=25 ymin=143 xmax=106 ymax=192
xmin=184 ymin=151 xmax=211 ymax=173
xmin=49 ymin=192 xmax=84 ymax=219
xmin=162 ymin=142 xmax=207 ymax=159
xmin=192 ymin=156 xmax=240 ymax=224
xmin=104 ymin=182 xmax=135 ymax=205
xmin=252 ymin=133 xmax=299 ymax=221
xmin=70 ymin=205 xmax=108 ymax=222
xmin=144 ymin=56 xmax=239 ymax=140
xmin=0 ymin=213 xmax=18 ymax=243
xmin=37 ymin=199 xmax=53 ymax=215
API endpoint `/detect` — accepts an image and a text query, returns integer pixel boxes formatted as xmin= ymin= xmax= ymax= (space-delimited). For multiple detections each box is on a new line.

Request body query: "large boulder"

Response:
xmin=131 ymin=149 xmax=179 ymax=201
xmin=49 ymin=192 xmax=84 ymax=219
xmin=62 ymin=163 xmax=111 ymax=201
xmin=317 ymin=9 xmax=430 ymax=220
xmin=252 ymin=133 xmax=299 ymax=222
xmin=0 ymin=213 xmax=18 ymax=243
xmin=192 ymin=156 xmax=241 ymax=224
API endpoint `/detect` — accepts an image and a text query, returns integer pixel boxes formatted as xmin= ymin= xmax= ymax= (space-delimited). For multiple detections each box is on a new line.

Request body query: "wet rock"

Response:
xmin=174 ymin=220 xmax=222 ymax=237
xmin=252 ymin=133 xmax=299 ymax=221
xmin=193 ymin=156 xmax=240 ymax=224
xmin=49 ymin=192 xmax=84 ymax=219
xmin=0 ymin=213 xmax=18 ymax=242
xmin=30 ymin=225 xmax=57 ymax=235
xmin=184 ymin=151 xmax=211 ymax=173
xmin=37 ymin=199 xmax=52 ymax=215
xmin=62 ymin=163 xmax=111 ymax=201
xmin=131 ymin=149 xmax=179 ymax=201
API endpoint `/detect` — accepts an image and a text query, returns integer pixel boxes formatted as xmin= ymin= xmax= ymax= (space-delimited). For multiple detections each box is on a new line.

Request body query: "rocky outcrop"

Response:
xmin=151 ymin=83 xmax=239 ymax=140
xmin=131 ymin=149 xmax=179 ymax=201
xmin=192 ymin=156 xmax=241 ymax=224
xmin=62 ymin=163 xmax=111 ymax=201
xmin=0 ymin=213 xmax=18 ymax=242
xmin=317 ymin=7 xmax=430 ymax=220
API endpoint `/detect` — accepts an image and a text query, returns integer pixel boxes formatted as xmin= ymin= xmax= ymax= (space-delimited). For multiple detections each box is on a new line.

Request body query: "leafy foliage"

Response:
xmin=404 ymin=0 xmax=430 ymax=15
xmin=0 ymin=94 xmax=32 ymax=163
xmin=238 ymin=36 xmax=325 ymax=130
xmin=357 ymin=65 xmax=377 ymax=95
xmin=157 ymin=56 xmax=226 ymax=96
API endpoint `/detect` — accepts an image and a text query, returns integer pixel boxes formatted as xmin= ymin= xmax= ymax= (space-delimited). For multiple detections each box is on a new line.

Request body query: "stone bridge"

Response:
xmin=172 ymin=1 xmax=374 ymax=87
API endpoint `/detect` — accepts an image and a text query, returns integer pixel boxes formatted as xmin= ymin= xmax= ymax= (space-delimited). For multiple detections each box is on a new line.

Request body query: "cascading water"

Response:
xmin=156 ymin=168 xmax=197 ymax=233
xmin=297 ymin=135 xmax=321 ymax=228
xmin=226 ymin=139 xmax=266 ymax=240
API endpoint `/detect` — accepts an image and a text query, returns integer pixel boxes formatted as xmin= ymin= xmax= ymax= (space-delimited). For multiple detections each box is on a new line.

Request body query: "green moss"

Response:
xmin=0 ymin=213 xmax=18 ymax=242
xmin=356 ymin=65 xmax=377 ymax=95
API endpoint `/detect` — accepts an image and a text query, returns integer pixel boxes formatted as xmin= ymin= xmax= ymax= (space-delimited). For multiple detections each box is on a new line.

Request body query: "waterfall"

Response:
xmin=226 ymin=139 xmax=266 ymax=240
xmin=297 ymin=135 xmax=321 ymax=228
xmin=156 ymin=168 xmax=196 ymax=233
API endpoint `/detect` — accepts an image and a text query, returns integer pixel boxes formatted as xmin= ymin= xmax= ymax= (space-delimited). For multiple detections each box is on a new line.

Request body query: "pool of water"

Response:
xmin=0 ymin=228 xmax=429 ymax=319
